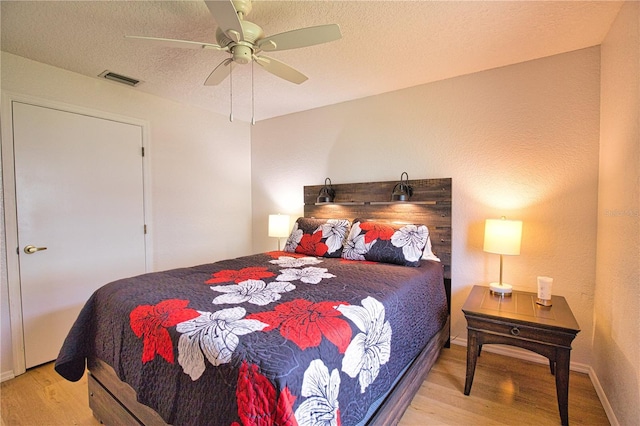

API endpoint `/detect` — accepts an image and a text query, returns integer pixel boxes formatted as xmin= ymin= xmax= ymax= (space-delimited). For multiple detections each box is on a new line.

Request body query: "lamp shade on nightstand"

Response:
xmin=268 ymin=214 xmax=290 ymax=250
xmin=484 ymin=218 xmax=522 ymax=255
xmin=484 ymin=218 xmax=522 ymax=295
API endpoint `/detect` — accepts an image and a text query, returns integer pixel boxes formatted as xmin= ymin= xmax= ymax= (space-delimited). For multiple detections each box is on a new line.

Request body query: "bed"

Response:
xmin=55 ymin=177 xmax=452 ymax=426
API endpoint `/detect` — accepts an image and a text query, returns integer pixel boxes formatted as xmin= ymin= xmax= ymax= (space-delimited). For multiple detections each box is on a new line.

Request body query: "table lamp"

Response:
xmin=268 ymin=214 xmax=290 ymax=251
xmin=483 ymin=217 xmax=522 ymax=295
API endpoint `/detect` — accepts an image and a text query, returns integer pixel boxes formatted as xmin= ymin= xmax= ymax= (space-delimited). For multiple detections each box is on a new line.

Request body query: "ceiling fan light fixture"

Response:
xmin=232 ymin=44 xmax=253 ymax=64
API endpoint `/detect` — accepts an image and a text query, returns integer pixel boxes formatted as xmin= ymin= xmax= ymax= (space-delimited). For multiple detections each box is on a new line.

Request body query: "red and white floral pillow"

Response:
xmin=342 ymin=218 xmax=430 ymax=267
xmin=284 ymin=217 xmax=351 ymax=258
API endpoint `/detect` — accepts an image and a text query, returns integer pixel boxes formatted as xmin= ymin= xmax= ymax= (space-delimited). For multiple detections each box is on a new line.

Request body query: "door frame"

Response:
xmin=1 ymin=91 xmax=153 ymax=376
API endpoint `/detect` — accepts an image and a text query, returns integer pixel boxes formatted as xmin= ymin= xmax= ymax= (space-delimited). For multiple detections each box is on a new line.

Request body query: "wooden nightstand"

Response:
xmin=462 ymin=285 xmax=580 ymax=426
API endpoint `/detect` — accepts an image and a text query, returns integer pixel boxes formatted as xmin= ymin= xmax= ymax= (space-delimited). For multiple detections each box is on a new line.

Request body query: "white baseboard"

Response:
xmin=587 ymin=364 xmax=620 ymax=426
xmin=449 ymin=337 xmax=618 ymax=425
xmin=1 ymin=370 xmax=15 ymax=382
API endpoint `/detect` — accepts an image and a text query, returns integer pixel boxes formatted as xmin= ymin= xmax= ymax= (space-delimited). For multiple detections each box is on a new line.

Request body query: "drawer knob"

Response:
xmin=510 ymin=327 xmax=520 ymax=336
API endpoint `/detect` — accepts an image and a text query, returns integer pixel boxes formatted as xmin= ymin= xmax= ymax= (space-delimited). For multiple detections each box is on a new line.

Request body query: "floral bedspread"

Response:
xmin=55 ymin=252 xmax=447 ymax=426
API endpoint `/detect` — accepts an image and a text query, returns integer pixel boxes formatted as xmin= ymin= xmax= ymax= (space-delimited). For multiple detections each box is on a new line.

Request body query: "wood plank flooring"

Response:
xmin=0 ymin=361 xmax=97 ymax=426
xmin=399 ymin=344 xmax=609 ymax=425
xmin=1 ymin=344 xmax=609 ymax=425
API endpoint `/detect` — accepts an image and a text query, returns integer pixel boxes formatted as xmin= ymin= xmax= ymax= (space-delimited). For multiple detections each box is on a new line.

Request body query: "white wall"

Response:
xmin=251 ymin=47 xmax=601 ymax=366
xmin=0 ymin=52 xmax=253 ymax=377
xmin=595 ymin=2 xmax=640 ymax=424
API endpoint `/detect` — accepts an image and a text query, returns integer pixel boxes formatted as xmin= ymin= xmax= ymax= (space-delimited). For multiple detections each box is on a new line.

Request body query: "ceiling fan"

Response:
xmin=126 ymin=0 xmax=342 ymax=86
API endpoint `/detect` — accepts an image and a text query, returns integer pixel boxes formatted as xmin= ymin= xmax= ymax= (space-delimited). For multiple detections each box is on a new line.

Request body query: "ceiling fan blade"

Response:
xmin=254 ymin=55 xmax=308 ymax=84
xmin=204 ymin=0 xmax=244 ymax=43
xmin=125 ymin=35 xmax=223 ymax=51
xmin=257 ymin=24 xmax=341 ymax=52
xmin=204 ymin=58 xmax=235 ymax=86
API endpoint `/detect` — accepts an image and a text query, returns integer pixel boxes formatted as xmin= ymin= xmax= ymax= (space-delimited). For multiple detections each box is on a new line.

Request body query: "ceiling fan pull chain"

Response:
xmin=229 ymin=55 xmax=233 ymax=122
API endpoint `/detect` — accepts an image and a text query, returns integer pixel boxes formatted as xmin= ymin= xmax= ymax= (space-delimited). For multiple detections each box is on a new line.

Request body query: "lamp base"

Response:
xmin=489 ymin=282 xmax=513 ymax=296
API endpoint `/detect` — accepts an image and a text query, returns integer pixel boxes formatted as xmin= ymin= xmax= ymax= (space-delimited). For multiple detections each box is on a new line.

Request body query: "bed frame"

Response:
xmin=87 ymin=177 xmax=452 ymax=426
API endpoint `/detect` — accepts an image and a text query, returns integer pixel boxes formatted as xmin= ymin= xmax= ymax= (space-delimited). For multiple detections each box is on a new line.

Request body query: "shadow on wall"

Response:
xmin=592 ymin=321 xmax=639 ymax=424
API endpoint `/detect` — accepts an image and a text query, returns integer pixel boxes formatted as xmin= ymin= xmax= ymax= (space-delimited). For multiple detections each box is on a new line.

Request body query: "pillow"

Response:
xmin=342 ymin=218 xmax=430 ymax=267
xmin=284 ymin=217 xmax=351 ymax=258
xmin=422 ymin=234 xmax=441 ymax=262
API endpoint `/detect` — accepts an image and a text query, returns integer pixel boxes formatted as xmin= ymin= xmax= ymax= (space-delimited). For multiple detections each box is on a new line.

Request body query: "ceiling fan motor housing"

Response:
xmin=216 ymin=19 xmax=264 ymax=64
xmin=216 ymin=20 xmax=264 ymax=45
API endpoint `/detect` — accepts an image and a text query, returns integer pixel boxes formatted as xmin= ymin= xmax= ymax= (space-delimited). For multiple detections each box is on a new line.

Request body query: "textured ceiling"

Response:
xmin=1 ymin=1 xmax=623 ymax=122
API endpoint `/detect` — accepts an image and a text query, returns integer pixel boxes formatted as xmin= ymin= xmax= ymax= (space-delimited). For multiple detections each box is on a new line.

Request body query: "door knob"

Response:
xmin=24 ymin=245 xmax=47 ymax=254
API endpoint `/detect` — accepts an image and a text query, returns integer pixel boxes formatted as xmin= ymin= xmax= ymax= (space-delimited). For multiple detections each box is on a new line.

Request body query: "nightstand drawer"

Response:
xmin=465 ymin=315 xmax=576 ymax=348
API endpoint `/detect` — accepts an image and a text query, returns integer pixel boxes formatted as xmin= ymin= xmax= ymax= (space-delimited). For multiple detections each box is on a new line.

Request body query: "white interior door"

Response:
xmin=12 ymin=101 xmax=147 ymax=368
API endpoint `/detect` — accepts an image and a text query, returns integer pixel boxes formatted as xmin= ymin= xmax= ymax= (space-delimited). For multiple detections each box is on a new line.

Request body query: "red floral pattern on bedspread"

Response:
xmin=206 ymin=266 xmax=275 ymax=284
xmin=266 ymin=251 xmax=306 ymax=259
xmin=236 ymin=361 xmax=298 ymax=426
xmin=248 ymin=299 xmax=351 ymax=353
xmin=129 ymin=299 xmax=199 ymax=363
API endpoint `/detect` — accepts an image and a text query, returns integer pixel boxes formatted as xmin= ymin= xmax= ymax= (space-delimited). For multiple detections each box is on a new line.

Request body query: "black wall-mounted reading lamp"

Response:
xmin=391 ymin=172 xmax=413 ymax=201
xmin=317 ymin=178 xmax=336 ymax=203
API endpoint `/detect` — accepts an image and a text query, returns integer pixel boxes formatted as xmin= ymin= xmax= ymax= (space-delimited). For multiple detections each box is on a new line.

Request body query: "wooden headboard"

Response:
xmin=303 ymin=177 xmax=452 ymax=280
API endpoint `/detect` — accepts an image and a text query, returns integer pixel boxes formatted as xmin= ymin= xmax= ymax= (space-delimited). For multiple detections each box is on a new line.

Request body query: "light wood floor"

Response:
xmin=1 ymin=344 xmax=609 ymax=425
xmin=399 ymin=344 xmax=609 ymax=425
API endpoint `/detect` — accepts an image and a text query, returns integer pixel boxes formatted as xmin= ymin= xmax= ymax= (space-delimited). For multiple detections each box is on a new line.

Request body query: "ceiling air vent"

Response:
xmin=99 ymin=70 xmax=141 ymax=87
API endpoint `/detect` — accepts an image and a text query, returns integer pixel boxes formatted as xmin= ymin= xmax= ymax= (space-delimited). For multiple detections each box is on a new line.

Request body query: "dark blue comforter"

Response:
xmin=55 ymin=252 xmax=447 ymax=426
